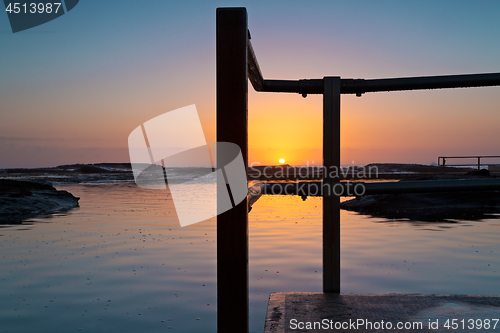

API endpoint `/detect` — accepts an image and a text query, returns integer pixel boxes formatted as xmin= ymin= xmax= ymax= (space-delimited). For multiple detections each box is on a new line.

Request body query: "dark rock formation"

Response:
xmin=341 ymin=174 xmax=500 ymax=223
xmin=341 ymin=191 xmax=500 ymax=222
xmin=465 ymin=168 xmax=490 ymax=176
xmin=0 ymin=179 xmax=80 ymax=224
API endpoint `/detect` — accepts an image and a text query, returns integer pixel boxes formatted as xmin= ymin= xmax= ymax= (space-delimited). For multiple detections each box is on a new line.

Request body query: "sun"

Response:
xmin=279 ymin=158 xmax=285 ymax=164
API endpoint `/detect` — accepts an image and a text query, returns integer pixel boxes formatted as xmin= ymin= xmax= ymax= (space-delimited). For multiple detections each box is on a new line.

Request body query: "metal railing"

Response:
xmin=216 ymin=7 xmax=500 ymax=333
xmin=438 ymin=156 xmax=500 ymax=170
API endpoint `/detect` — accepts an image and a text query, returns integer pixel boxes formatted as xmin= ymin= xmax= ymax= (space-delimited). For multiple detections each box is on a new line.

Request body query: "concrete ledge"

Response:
xmin=264 ymin=292 xmax=500 ymax=332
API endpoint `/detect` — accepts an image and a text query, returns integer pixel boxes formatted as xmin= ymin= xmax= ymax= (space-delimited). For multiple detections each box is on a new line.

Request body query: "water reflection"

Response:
xmin=0 ymin=184 xmax=499 ymax=333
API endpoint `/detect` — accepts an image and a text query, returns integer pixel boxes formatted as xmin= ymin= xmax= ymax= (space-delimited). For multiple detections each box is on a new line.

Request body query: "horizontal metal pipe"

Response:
xmin=353 ymin=73 xmax=500 ymax=94
xmin=246 ymin=30 xmax=500 ymax=94
xmin=251 ymin=73 xmax=500 ymax=95
xmin=438 ymin=156 xmax=500 ymax=159
xmin=261 ymin=79 xmax=324 ymax=94
xmin=263 ymin=179 xmax=500 ymax=197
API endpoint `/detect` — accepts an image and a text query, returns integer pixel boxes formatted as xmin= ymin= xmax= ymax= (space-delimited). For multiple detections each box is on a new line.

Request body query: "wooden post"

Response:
xmin=323 ymin=77 xmax=341 ymax=293
xmin=216 ymin=7 xmax=249 ymax=333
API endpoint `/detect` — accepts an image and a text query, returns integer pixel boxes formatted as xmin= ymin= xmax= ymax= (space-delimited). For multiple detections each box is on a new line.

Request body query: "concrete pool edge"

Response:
xmin=264 ymin=292 xmax=500 ymax=332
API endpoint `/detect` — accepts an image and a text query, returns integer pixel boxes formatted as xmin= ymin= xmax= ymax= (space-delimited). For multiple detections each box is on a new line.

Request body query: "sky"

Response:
xmin=1 ymin=0 xmax=500 ymax=168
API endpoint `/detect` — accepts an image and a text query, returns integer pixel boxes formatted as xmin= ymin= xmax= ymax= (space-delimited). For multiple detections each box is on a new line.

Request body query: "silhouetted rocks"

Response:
xmin=0 ymin=179 xmax=80 ymax=224
xmin=0 ymin=163 xmax=134 ymax=184
xmin=341 ymin=173 xmax=500 ymax=222
xmin=465 ymin=168 xmax=490 ymax=177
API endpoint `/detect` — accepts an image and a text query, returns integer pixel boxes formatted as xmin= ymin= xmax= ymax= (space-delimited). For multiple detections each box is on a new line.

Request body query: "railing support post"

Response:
xmin=323 ymin=77 xmax=341 ymax=293
xmin=216 ymin=7 xmax=249 ymax=333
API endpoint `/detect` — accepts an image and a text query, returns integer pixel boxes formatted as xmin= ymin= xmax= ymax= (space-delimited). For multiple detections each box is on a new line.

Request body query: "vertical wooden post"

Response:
xmin=216 ymin=7 xmax=249 ymax=333
xmin=323 ymin=77 xmax=341 ymax=293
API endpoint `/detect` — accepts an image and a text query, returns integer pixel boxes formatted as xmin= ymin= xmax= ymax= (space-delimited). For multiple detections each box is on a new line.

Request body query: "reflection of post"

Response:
xmin=216 ymin=7 xmax=249 ymax=333
xmin=323 ymin=77 xmax=341 ymax=293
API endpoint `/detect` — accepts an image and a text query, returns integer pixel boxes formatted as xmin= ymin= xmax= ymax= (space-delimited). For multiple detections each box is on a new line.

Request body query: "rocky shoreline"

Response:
xmin=341 ymin=172 xmax=500 ymax=222
xmin=0 ymin=179 xmax=80 ymax=224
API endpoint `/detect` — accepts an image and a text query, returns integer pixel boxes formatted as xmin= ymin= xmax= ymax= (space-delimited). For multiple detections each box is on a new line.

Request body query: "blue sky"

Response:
xmin=1 ymin=1 xmax=500 ymax=167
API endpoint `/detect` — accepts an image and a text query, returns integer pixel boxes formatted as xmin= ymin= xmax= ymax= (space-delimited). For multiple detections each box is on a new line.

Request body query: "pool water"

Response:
xmin=1 ymin=183 xmax=499 ymax=332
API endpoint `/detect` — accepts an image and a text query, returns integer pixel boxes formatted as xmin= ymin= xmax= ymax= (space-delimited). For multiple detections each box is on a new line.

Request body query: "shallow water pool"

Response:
xmin=1 ymin=183 xmax=499 ymax=332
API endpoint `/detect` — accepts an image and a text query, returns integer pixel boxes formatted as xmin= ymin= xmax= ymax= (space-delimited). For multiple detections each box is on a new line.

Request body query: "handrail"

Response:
xmin=247 ymin=39 xmax=264 ymax=91
xmin=438 ymin=155 xmax=500 ymax=169
xmin=218 ymin=8 xmax=500 ymax=333
xmin=248 ymin=39 xmax=500 ymax=97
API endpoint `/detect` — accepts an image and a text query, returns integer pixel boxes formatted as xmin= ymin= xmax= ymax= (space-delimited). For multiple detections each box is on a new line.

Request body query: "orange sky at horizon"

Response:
xmin=2 ymin=2 xmax=500 ymax=169
xmin=248 ymin=86 xmax=500 ymax=166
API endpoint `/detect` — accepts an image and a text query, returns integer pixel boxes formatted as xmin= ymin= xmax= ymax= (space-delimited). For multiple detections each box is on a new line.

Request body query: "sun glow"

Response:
xmin=279 ymin=158 xmax=285 ymax=164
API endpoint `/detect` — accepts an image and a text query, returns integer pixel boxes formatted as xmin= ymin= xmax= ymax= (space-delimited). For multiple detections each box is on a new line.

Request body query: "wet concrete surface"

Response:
xmin=265 ymin=292 xmax=500 ymax=332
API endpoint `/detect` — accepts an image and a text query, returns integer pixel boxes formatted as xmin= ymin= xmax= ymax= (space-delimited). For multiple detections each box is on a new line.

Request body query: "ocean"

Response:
xmin=1 ymin=168 xmax=499 ymax=332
